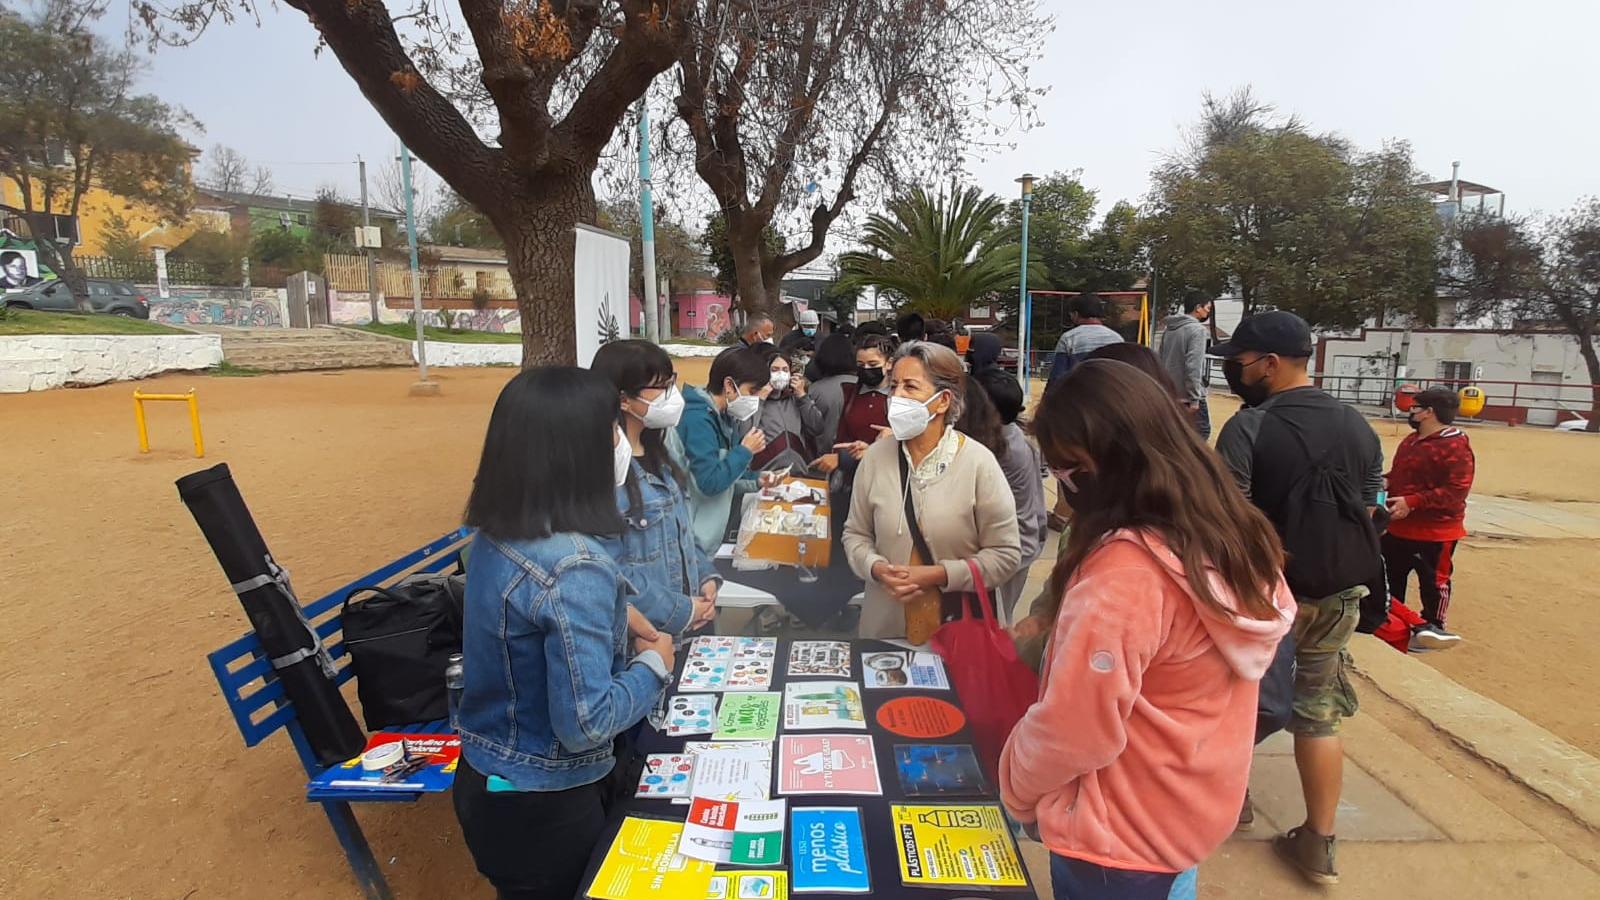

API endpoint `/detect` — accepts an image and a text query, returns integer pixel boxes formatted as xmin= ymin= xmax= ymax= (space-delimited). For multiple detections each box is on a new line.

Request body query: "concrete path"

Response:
xmin=1468 ymin=494 xmax=1600 ymax=540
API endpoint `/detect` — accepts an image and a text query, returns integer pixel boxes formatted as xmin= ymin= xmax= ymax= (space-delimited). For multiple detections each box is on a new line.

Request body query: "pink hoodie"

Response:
xmin=999 ymin=528 xmax=1295 ymax=873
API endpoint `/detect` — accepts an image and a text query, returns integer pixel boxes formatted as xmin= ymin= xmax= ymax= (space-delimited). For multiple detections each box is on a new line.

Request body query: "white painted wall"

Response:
xmin=0 ymin=334 xmax=223 ymax=393
xmin=409 ymin=340 xmax=726 ymax=368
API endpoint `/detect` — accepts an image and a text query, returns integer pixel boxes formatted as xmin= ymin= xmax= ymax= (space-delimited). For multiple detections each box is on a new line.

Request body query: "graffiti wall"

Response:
xmin=146 ymin=287 xmax=288 ymax=327
xmin=326 ymin=288 xmax=524 ymax=333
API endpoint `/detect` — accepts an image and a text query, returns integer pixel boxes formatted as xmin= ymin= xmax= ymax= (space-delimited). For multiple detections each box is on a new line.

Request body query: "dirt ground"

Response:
xmin=1 ymin=362 xmax=1596 ymax=899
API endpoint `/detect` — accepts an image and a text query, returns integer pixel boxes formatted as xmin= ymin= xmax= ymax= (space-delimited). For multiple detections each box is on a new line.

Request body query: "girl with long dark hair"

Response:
xmin=1000 ymin=359 xmax=1294 ymax=900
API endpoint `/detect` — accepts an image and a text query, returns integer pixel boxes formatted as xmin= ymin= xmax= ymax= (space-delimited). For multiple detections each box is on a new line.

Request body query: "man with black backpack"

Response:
xmin=1212 ymin=311 xmax=1385 ymax=887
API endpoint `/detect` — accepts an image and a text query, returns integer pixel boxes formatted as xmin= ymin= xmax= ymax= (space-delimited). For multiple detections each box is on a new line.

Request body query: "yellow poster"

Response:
xmin=587 ymin=817 xmax=788 ymax=900
xmin=889 ymin=803 xmax=1028 ymax=888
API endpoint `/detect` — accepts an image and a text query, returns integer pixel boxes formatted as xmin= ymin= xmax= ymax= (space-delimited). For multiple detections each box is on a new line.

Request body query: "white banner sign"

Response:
xmin=573 ymin=224 xmax=630 ymax=367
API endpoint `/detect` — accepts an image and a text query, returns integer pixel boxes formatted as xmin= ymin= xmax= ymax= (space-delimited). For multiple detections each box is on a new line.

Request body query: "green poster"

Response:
xmin=714 ymin=692 xmax=780 ymax=740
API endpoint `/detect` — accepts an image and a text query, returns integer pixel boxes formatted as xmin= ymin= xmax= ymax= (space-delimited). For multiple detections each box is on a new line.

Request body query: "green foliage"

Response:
xmin=1008 ymin=171 xmax=1098 ymax=291
xmin=0 ymin=309 xmax=185 ymax=335
xmin=101 ymin=212 xmax=144 ymax=263
xmin=703 ymin=212 xmax=782 ymax=300
xmin=358 ymin=322 xmax=521 ymax=344
xmin=1144 ymin=89 xmax=1438 ymax=326
xmin=427 ymin=191 xmax=502 ymax=250
xmin=250 ymin=229 xmax=318 ymax=272
xmin=169 ymin=229 xmax=246 ymax=282
xmin=838 ymin=184 xmax=1031 ymax=320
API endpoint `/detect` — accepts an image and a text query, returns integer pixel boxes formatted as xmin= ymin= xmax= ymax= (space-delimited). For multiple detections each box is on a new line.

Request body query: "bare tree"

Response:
xmin=656 ymin=0 xmax=1048 ymax=316
xmin=202 ymin=144 xmax=249 ymax=192
xmin=151 ymin=0 xmax=690 ymax=365
xmin=373 ymin=158 xmax=436 ymax=226
xmin=249 ymin=164 xmax=275 ymax=195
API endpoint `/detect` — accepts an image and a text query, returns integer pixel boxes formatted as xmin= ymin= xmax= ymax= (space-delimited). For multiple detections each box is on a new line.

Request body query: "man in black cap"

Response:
xmin=1212 ymin=310 xmax=1385 ymax=887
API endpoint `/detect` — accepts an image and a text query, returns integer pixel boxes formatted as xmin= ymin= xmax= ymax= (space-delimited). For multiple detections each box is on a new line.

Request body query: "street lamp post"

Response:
xmin=1015 ymin=173 xmax=1037 ymax=393
xmin=400 ymin=145 xmax=437 ymax=396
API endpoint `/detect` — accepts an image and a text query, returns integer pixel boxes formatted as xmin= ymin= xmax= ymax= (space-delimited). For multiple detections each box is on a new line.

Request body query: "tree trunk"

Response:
xmin=21 ymin=212 xmax=89 ymax=312
xmin=497 ymin=172 xmax=594 ymax=367
xmin=728 ymin=225 xmax=770 ymax=314
xmin=1579 ymin=333 xmax=1600 ymax=433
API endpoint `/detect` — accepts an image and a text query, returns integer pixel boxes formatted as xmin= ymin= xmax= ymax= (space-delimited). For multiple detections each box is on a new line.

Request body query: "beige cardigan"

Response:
xmin=842 ymin=431 xmax=1022 ymax=639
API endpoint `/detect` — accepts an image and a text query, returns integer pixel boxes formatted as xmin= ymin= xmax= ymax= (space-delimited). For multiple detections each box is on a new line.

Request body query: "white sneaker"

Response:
xmin=1412 ymin=625 xmax=1463 ymax=651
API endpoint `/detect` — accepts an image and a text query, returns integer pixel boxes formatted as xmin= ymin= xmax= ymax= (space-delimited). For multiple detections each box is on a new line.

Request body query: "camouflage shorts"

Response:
xmin=1287 ymin=586 xmax=1364 ymax=738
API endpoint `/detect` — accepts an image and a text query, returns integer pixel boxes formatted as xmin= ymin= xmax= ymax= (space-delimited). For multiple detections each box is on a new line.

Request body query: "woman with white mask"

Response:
xmin=674 ymin=346 xmax=779 ymax=553
xmin=842 ymin=341 xmax=1021 ymax=641
xmin=592 ymin=341 xmax=722 ymax=635
xmin=751 ymin=346 xmax=827 ymax=477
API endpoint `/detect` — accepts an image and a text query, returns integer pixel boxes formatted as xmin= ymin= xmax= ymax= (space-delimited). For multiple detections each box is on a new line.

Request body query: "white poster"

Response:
xmin=573 ymin=224 xmax=630 ymax=367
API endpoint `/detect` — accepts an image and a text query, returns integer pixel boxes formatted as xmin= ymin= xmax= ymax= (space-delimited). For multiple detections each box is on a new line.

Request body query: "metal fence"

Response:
xmin=74 ymin=256 xmax=292 ymax=288
xmin=323 ymin=253 xmax=516 ymax=301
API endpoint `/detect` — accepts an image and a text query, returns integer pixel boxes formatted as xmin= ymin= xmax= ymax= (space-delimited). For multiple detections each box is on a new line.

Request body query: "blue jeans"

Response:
xmin=1051 ymin=855 xmax=1177 ymax=900
xmin=1193 ymin=397 xmax=1212 ymax=440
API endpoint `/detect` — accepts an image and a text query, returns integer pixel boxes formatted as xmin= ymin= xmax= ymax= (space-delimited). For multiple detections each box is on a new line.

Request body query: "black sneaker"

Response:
xmin=1412 ymin=624 xmax=1463 ymax=651
xmin=1273 ymin=826 xmax=1338 ymax=885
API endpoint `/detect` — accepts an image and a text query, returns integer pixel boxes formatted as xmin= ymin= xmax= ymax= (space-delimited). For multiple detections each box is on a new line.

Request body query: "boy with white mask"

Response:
xmin=674 ymin=346 xmax=781 ymax=553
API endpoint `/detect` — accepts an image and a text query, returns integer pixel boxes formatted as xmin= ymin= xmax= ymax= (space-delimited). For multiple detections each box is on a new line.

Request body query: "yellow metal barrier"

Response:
xmin=133 ymin=389 xmax=205 ymax=458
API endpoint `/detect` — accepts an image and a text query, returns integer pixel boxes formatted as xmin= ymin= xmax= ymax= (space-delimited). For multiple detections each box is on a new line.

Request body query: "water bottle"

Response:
xmin=445 ymin=653 xmax=465 ymax=729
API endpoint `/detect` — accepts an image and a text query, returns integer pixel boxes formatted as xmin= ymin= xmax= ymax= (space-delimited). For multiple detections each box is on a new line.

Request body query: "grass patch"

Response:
xmin=208 ymin=361 xmax=267 ymax=377
xmin=0 ymin=309 xmax=187 ymax=336
xmin=355 ymin=322 xmax=521 ymax=344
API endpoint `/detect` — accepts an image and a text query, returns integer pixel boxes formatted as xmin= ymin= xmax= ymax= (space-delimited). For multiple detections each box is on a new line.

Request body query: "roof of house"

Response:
xmin=198 ymin=189 xmax=404 ymax=220
xmin=422 ymin=244 xmax=508 ymax=264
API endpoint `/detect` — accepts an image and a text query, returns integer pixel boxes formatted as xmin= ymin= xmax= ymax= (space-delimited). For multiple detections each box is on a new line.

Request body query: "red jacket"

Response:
xmin=1385 ymin=427 xmax=1475 ymax=542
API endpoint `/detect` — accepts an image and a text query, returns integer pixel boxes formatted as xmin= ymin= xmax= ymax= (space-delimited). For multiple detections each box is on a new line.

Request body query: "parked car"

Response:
xmin=2 ymin=279 xmax=149 ymax=318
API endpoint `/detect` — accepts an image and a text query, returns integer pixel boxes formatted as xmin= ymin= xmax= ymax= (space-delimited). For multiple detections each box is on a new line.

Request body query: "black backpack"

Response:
xmin=1262 ymin=409 xmax=1382 ymax=600
xmin=341 ymin=571 xmax=466 ymax=730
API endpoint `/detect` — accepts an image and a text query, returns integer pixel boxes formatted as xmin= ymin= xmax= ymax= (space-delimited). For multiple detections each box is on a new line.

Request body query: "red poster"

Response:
xmin=875 ymin=696 xmax=966 ymax=739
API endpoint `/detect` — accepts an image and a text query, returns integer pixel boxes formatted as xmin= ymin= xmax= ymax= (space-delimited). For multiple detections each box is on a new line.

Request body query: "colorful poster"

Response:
xmin=659 ymin=693 xmax=718 ymax=736
xmin=307 ymin=733 xmax=459 ymax=793
xmin=787 ymin=641 xmax=851 ymax=678
xmin=790 ymin=807 xmax=870 ymax=894
xmin=893 ymin=744 xmax=988 ymax=797
xmin=586 ymin=816 xmax=717 ymax=900
xmin=861 ymin=650 xmax=949 ymax=690
xmin=715 ymin=692 xmax=781 ymax=740
xmin=875 ymin=696 xmax=966 ymax=739
xmin=680 ymin=636 xmax=778 ymax=692
xmin=707 ymin=870 xmax=788 ymax=900
xmin=778 ymin=735 xmax=882 ymax=796
xmin=782 ymin=681 xmax=865 ymax=730
xmin=635 ymin=753 xmax=696 ymax=801
xmin=889 ymin=804 xmax=1028 ymax=888
xmin=688 ymin=745 xmax=773 ymax=801
xmin=681 ymin=796 xmax=787 ymax=866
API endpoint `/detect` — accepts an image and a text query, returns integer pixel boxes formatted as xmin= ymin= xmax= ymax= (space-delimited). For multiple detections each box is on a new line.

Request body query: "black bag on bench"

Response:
xmin=343 ymin=572 xmax=465 ymax=730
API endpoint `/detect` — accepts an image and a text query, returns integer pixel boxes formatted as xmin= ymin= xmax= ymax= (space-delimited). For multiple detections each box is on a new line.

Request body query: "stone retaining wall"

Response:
xmin=0 ymin=334 xmax=223 ymax=393
xmin=410 ymin=341 xmax=722 ymax=367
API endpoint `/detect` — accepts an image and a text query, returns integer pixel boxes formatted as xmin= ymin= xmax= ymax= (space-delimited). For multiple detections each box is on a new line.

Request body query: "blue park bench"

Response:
xmin=205 ymin=526 xmax=473 ymax=900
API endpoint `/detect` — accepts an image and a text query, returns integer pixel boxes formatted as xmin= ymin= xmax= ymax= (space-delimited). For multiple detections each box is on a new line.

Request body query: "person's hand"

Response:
xmin=812 ymin=453 xmax=840 ymax=474
xmin=891 ymin=564 xmax=946 ymax=601
xmin=835 ymin=440 xmax=869 ymax=461
xmin=1386 ymin=496 xmax=1411 ymax=520
xmin=741 ymin=428 xmax=768 ymax=453
xmin=871 ymin=561 xmax=916 ymax=603
xmin=690 ymin=593 xmax=716 ymax=630
xmin=758 ymin=470 xmax=784 ymax=488
xmin=757 ymin=384 xmax=774 ymax=400
xmin=791 ymin=374 xmax=807 ymax=396
xmin=872 ymin=425 xmax=895 ymax=443
xmin=635 ymin=630 xmax=676 ymax=674
xmin=1011 ymin=614 xmax=1049 ymax=642
xmin=625 ymin=604 xmax=659 ymax=642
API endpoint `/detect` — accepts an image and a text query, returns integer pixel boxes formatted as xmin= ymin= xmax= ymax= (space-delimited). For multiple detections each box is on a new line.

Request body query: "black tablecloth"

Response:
xmin=575 ymin=638 xmax=1036 ymax=900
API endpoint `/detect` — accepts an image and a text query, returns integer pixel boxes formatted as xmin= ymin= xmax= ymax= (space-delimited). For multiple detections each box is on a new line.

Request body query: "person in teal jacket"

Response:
xmin=674 ymin=346 xmax=775 ymax=553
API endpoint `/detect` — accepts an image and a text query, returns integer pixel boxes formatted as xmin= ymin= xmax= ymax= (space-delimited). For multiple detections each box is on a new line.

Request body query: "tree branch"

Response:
xmin=553 ymin=0 xmax=683 ymax=168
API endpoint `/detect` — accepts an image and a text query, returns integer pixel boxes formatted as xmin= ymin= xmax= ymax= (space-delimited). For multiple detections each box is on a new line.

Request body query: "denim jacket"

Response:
xmin=604 ymin=459 xmax=721 ymax=635
xmin=456 ymin=531 xmax=669 ymax=791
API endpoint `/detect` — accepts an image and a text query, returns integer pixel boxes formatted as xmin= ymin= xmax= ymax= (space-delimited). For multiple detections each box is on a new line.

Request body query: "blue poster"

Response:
xmin=790 ymin=806 xmax=870 ymax=893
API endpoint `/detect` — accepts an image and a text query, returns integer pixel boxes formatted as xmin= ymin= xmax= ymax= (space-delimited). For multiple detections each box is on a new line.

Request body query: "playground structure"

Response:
xmin=133 ymin=388 xmax=206 ymax=458
xmin=1018 ymin=289 xmax=1150 ymax=387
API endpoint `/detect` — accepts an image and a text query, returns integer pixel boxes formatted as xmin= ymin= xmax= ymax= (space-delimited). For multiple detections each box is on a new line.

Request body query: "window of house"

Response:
xmin=969 ymin=304 xmax=992 ymax=319
xmin=296 ymin=213 xmax=309 ymax=225
xmin=1438 ymin=360 xmax=1472 ymax=390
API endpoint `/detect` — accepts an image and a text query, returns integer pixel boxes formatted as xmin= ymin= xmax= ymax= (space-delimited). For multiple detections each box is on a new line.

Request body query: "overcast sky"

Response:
xmin=127 ymin=0 xmax=1599 ymax=225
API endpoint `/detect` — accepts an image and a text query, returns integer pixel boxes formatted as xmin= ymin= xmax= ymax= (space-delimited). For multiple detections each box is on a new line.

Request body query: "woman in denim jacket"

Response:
xmin=453 ymin=367 xmax=675 ymax=900
xmin=592 ymin=340 xmax=720 ymax=635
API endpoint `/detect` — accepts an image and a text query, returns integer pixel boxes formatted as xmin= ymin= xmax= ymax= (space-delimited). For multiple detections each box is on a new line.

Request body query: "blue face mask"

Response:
xmin=801 ymin=327 xmax=816 ymax=337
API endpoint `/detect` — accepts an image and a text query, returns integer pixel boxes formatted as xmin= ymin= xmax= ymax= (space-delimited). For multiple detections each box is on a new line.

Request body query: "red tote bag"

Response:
xmin=929 ymin=560 xmax=1040 ymax=779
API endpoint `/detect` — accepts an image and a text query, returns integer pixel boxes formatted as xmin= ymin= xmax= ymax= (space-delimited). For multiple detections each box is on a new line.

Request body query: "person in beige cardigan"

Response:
xmin=842 ymin=341 xmax=1022 ymax=640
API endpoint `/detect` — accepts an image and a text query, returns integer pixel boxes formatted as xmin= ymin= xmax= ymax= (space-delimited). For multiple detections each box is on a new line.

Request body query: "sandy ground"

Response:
xmin=1 ymin=362 xmax=1596 ymax=899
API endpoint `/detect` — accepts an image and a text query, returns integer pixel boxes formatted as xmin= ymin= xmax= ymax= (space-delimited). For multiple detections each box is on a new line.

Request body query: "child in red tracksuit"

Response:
xmin=1383 ymin=387 xmax=1475 ymax=649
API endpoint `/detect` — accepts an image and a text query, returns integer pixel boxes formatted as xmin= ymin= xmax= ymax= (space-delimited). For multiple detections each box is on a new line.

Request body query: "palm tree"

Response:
xmin=839 ymin=184 xmax=1025 ymax=320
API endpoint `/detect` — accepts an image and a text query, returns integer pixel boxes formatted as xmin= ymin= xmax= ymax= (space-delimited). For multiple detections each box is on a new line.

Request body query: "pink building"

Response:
xmin=627 ymin=290 xmax=734 ymax=339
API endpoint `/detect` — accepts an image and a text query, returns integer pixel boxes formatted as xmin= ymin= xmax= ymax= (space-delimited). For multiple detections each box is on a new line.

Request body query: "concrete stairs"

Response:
xmin=204 ymin=326 xmax=415 ymax=372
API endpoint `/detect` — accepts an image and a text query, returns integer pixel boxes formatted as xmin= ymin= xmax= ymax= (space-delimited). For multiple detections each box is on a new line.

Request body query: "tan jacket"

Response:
xmin=842 ymin=431 xmax=1022 ymax=639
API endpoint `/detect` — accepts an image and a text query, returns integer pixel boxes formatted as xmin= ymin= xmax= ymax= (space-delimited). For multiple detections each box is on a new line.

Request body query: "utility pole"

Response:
xmin=358 ymin=156 xmax=380 ymax=326
xmin=637 ymin=99 xmax=659 ymax=342
xmin=400 ymin=145 xmax=435 ymax=394
xmin=1015 ymin=173 xmax=1037 ymax=393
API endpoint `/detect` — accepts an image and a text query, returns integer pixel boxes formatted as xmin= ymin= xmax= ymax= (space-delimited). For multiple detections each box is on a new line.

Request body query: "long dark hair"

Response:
xmin=954 ymin=374 xmax=1005 ymax=454
xmin=590 ymin=341 xmax=688 ymax=518
xmin=812 ymin=333 xmax=856 ymax=378
xmin=1086 ymin=341 xmax=1181 ymax=401
xmin=1033 ymin=359 xmax=1283 ymax=620
xmin=465 ymin=367 xmax=625 ymax=540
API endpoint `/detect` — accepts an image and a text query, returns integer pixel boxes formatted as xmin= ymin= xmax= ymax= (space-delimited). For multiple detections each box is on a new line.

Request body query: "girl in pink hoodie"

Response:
xmin=1001 ymin=359 xmax=1295 ymax=899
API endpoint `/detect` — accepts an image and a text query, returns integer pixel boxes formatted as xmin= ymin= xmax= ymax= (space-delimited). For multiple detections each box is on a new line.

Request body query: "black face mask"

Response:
xmin=857 ymin=365 xmax=885 ymax=387
xmin=1223 ymin=358 xmax=1271 ymax=408
xmin=1407 ymin=413 xmax=1424 ymax=432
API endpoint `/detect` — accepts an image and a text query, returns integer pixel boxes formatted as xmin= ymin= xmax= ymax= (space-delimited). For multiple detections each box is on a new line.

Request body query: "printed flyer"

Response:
xmin=308 ymin=733 xmax=459 ymax=793
xmin=680 ymin=636 xmax=778 ymax=692
xmin=680 ymin=796 xmax=787 ymax=866
xmin=861 ymin=650 xmax=950 ymax=690
xmin=787 ymin=641 xmax=851 ymax=678
xmin=782 ymin=681 xmax=866 ymax=730
xmin=889 ymin=804 xmax=1028 ymax=888
xmin=585 ymin=816 xmax=717 ymax=900
xmin=706 ymin=870 xmax=788 ymax=900
xmin=790 ymin=807 xmax=870 ymax=893
xmin=687 ymin=744 xmax=773 ymax=801
xmin=658 ymin=693 xmax=718 ymax=737
xmin=778 ymin=735 xmax=882 ymax=796
xmin=893 ymin=744 xmax=989 ymax=797
xmin=715 ymin=692 xmax=781 ymax=740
